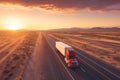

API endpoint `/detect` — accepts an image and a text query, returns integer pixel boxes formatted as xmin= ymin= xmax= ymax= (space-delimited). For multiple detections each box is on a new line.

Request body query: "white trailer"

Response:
xmin=56 ymin=41 xmax=73 ymax=56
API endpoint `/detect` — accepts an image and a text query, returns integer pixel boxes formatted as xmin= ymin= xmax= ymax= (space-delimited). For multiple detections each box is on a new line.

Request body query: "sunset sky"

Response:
xmin=0 ymin=0 xmax=120 ymax=30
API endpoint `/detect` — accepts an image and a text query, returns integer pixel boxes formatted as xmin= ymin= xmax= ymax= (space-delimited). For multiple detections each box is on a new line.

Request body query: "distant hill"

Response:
xmin=49 ymin=27 xmax=120 ymax=32
xmin=89 ymin=27 xmax=120 ymax=31
xmin=49 ymin=27 xmax=86 ymax=31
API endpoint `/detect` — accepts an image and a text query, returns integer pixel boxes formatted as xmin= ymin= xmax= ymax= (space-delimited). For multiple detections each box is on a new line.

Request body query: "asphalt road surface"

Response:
xmin=23 ymin=32 xmax=120 ymax=80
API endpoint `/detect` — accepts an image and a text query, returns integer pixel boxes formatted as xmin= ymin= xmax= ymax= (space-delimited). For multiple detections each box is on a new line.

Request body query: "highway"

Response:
xmin=23 ymin=32 xmax=120 ymax=80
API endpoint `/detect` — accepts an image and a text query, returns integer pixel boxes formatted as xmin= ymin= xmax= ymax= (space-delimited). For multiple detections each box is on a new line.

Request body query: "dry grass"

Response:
xmin=0 ymin=31 xmax=39 ymax=80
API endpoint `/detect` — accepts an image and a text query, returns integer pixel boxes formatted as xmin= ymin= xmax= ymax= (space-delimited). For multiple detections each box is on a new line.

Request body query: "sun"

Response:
xmin=4 ymin=17 xmax=23 ymax=30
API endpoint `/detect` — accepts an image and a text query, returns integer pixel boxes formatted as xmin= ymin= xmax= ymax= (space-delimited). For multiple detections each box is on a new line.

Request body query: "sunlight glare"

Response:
xmin=4 ymin=17 xmax=23 ymax=30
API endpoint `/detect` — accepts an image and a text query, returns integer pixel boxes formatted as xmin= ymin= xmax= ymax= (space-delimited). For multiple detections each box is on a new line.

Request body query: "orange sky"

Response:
xmin=0 ymin=1 xmax=120 ymax=30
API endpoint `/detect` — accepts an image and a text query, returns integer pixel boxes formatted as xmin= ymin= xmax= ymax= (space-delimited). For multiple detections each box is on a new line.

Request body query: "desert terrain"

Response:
xmin=0 ymin=31 xmax=120 ymax=80
xmin=0 ymin=31 xmax=39 ymax=80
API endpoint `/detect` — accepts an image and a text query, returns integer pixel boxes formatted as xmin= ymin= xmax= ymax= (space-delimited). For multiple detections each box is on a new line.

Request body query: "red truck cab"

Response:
xmin=65 ymin=48 xmax=79 ymax=68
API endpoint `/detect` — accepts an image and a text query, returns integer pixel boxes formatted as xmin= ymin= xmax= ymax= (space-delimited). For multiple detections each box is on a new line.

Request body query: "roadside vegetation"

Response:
xmin=0 ymin=31 xmax=39 ymax=80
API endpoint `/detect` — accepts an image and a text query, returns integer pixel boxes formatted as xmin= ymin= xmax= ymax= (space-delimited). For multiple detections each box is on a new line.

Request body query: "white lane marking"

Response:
xmin=75 ymin=50 xmax=120 ymax=78
xmin=44 ymin=34 xmax=75 ymax=80
xmin=80 ymin=67 xmax=86 ymax=72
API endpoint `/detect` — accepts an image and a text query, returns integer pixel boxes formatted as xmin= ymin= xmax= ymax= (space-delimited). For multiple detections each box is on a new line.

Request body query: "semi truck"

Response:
xmin=56 ymin=41 xmax=79 ymax=68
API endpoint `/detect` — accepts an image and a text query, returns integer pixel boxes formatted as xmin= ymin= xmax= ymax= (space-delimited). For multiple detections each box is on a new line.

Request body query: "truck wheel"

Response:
xmin=67 ymin=64 xmax=71 ymax=68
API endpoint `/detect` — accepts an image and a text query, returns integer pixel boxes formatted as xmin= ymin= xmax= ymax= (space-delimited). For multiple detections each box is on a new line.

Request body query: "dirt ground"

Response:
xmin=0 ymin=31 xmax=39 ymax=80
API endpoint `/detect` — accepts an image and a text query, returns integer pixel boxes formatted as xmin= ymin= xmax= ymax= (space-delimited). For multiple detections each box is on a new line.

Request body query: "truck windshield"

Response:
xmin=69 ymin=51 xmax=76 ymax=59
xmin=69 ymin=55 xmax=75 ymax=59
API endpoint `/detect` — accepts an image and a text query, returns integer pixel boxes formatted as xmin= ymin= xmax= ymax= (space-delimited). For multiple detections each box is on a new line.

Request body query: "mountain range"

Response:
xmin=50 ymin=27 xmax=120 ymax=32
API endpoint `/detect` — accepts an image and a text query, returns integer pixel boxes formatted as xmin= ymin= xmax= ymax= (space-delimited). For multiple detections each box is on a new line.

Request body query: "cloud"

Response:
xmin=0 ymin=0 xmax=120 ymax=12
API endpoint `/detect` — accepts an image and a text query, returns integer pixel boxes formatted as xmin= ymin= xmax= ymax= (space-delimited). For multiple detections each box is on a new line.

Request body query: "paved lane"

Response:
xmin=23 ymin=32 xmax=75 ymax=80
